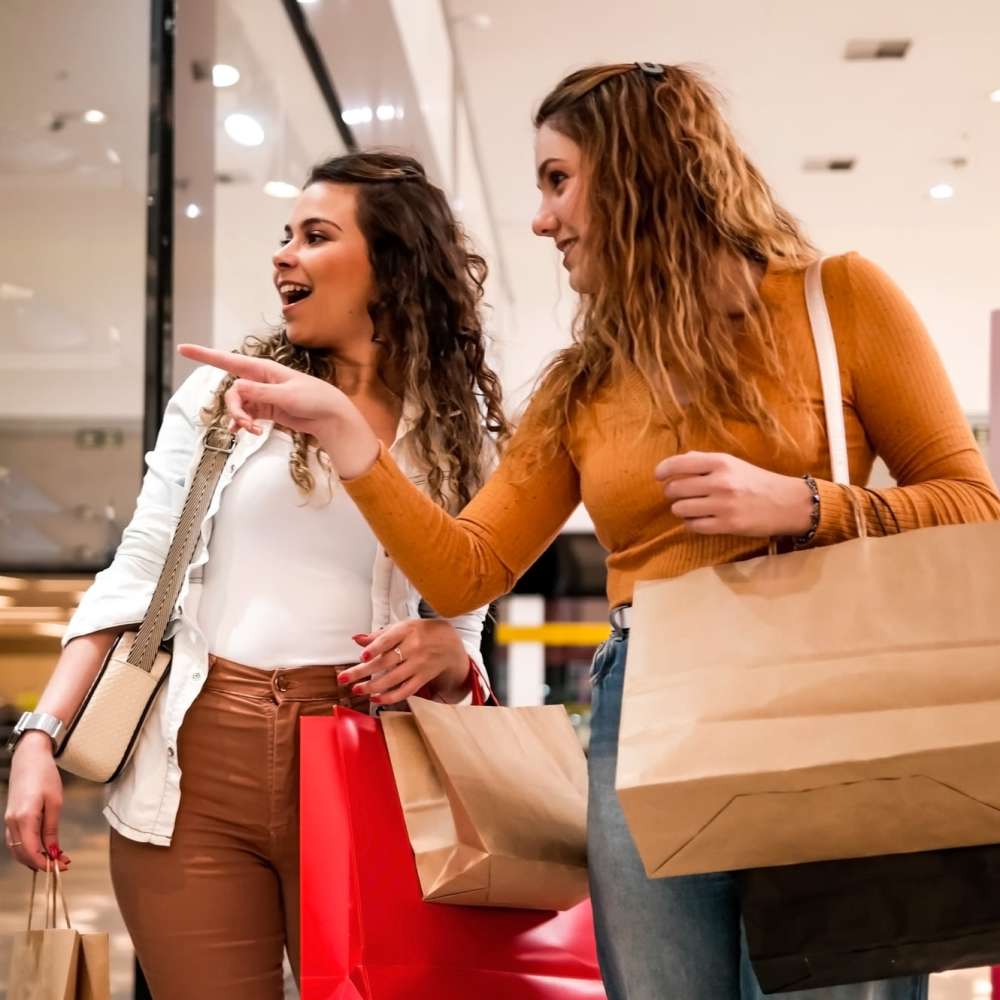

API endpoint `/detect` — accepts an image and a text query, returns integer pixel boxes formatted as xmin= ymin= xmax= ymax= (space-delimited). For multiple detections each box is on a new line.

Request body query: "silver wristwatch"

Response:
xmin=6 ymin=712 xmax=66 ymax=754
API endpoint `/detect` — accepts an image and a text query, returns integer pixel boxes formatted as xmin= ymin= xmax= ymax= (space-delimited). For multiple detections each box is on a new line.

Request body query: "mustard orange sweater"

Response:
xmin=345 ymin=254 xmax=1000 ymax=615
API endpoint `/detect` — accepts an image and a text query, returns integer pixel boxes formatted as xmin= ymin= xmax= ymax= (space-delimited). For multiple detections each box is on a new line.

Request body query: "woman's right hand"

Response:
xmin=176 ymin=344 xmax=380 ymax=478
xmin=5 ymin=733 xmax=71 ymax=871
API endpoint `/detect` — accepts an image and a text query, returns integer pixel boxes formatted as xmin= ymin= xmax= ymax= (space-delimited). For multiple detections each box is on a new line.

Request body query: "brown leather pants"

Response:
xmin=109 ymin=656 xmax=367 ymax=1000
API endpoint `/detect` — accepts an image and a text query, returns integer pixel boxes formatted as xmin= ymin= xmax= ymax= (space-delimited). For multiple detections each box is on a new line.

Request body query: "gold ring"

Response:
xmin=394 ymin=646 xmax=404 ymax=665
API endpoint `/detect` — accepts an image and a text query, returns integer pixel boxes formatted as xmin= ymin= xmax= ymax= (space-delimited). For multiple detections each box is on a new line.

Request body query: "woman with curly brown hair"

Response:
xmin=4 ymin=151 xmax=507 ymax=999
xmin=178 ymin=65 xmax=999 ymax=998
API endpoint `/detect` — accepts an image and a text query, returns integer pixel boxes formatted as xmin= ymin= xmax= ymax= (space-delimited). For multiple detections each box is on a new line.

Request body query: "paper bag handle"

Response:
xmin=804 ymin=259 xmax=849 ymax=486
xmin=27 ymin=859 xmax=73 ymax=932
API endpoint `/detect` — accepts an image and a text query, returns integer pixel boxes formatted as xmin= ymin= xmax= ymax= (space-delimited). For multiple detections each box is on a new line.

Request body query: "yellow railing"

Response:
xmin=495 ymin=622 xmax=610 ymax=646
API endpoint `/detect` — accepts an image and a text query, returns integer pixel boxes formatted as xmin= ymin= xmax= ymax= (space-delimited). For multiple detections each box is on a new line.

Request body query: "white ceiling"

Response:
xmin=446 ymin=0 xmax=1000 ymax=413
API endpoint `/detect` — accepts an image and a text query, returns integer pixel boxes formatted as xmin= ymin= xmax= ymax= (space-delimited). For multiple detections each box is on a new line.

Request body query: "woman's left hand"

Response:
xmin=338 ymin=619 xmax=472 ymax=706
xmin=655 ymin=451 xmax=814 ymax=538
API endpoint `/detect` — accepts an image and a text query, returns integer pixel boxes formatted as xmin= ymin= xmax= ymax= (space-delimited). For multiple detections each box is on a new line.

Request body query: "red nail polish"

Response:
xmin=48 ymin=844 xmax=60 ymax=860
xmin=353 ymin=684 xmax=364 ymax=695
xmin=338 ymin=673 xmax=350 ymax=685
xmin=351 ymin=634 xmax=366 ymax=643
xmin=361 ymin=651 xmax=371 ymax=662
xmin=370 ymin=695 xmax=381 ymax=704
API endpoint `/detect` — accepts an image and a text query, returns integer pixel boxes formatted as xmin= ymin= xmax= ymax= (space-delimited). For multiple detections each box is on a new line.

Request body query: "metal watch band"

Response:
xmin=6 ymin=711 xmax=66 ymax=753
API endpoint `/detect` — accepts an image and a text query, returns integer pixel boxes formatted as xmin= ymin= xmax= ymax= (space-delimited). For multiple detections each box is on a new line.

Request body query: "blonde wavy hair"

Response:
xmin=202 ymin=152 xmax=509 ymax=510
xmin=525 ymin=63 xmax=817 ymax=457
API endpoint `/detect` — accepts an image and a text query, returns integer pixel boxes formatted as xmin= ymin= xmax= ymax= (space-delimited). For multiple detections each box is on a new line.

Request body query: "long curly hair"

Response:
xmin=525 ymin=63 xmax=817 ymax=459
xmin=203 ymin=151 xmax=509 ymax=510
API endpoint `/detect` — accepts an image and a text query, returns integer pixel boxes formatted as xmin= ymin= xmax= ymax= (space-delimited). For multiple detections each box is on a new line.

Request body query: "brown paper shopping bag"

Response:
xmin=616 ymin=516 xmax=1000 ymax=879
xmin=382 ymin=696 xmax=589 ymax=910
xmin=75 ymin=932 xmax=111 ymax=1000
xmin=6 ymin=862 xmax=111 ymax=1000
xmin=8 ymin=864 xmax=75 ymax=1000
xmin=615 ymin=254 xmax=1000 ymax=881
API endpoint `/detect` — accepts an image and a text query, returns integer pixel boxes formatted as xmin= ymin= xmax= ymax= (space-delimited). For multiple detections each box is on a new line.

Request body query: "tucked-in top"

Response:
xmin=197 ymin=430 xmax=378 ymax=667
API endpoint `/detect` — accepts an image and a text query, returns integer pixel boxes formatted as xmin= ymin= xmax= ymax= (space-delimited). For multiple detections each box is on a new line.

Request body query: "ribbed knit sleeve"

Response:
xmin=813 ymin=253 xmax=1000 ymax=544
xmin=343 ymin=401 xmax=581 ymax=618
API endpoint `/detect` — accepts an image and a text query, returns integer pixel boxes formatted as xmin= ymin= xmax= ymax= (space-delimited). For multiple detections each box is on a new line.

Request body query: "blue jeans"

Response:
xmin=587 ymin=632 xmax=930 ymax=1000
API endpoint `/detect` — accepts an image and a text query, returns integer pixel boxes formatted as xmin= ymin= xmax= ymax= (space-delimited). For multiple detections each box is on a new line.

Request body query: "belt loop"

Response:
xmin=609 ymin=603 xmax=632 ymax=638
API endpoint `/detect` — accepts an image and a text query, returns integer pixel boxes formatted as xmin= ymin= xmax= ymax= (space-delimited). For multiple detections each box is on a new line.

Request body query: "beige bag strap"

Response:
xmin=804 ymin=260 xmax=870 ymax=539
xmin=804 ymin=259 xmax=849 ymax=486
xmin=127 ymin=428 xmax=234 ymax=672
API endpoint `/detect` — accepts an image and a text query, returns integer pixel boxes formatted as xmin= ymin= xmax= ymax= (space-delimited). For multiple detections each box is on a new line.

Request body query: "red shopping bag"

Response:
xmin=300 ymin=708 xmax=606 ymax=1000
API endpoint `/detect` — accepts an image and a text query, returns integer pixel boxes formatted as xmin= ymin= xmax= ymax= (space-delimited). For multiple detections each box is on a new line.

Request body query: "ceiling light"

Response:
xmin=185 ymin=203 xmax=202 ymax=219
xmin=224 ymin=112 xmax=265 ymax=146
xmin=212 ymin=64 xmax=240 ymax=88
xmin=929 ymin=183 xmax=954 ymax=200
xmin=376 ymin=104 xmax=397 ymax=122
xmin=341 ymin=106 xmax=373 ymax=126
xmin=264 ymin=180 xmax=299 ymax=199
xmin=106 ymin=147 xmax=121 ymax=165
xmin=83 ymin=109 xmax=106 ymax=124
xmin=990 ymin=88 xmax=1000 ymax=103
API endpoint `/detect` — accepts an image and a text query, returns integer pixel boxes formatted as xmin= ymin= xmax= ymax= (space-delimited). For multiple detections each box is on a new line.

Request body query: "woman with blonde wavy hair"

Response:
xmin=179 ymin=65 xmax=999 ymax=998
xmin=5 ymin=151 xmax=507 ymax=1000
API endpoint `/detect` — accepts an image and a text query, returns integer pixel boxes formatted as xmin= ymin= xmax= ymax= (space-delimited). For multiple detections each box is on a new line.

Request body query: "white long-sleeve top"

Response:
xmin=63 ymin=365 xmax=490 ymax=846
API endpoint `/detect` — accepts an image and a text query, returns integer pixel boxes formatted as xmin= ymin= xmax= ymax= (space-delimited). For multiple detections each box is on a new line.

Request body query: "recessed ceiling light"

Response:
xmin=929 ymin=183 xmax=954 ymax=200
xmin=83 ymin=109 xmax=106 ymax=124
xmin=341 ymin=106 xmax=373 ymax=126
xmin=212 ymin=64 xmax=240 ymax=88
xmin=106 ymin=148 xmax=121 ymax=165
xmin=990 ymin=88 xmax=1000 ymax=103
xmin=375 ymin=104 xmax=397 ymax=122
xmin=264 ymin=180 xmax=299 ymax=199
xmin=185 ymin=203 xmax=202 ymax=219
xmin=224 ymin=112 xmax=265 ymax=146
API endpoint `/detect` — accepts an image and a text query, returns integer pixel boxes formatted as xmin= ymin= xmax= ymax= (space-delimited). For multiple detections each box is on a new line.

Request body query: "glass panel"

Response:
xmin=0 ymin=0 xmax=151 ymax=572
xmin=209 ymin=0 xmax=349 ymax=357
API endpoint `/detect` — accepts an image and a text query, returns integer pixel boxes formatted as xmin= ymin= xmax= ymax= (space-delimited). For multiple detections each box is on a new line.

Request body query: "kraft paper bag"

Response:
xmin=382 ymin=696 xmax=589 ymax=910
xmin=5 ymin=864 xmax=109 ymax=1000
xmin=75 ymin=933 xmax=111 ymax=1000
xmin=615 ymin=520 xmax=1000 ymax=878
xmin=6 ymin=930 xmax=80 ymax=1000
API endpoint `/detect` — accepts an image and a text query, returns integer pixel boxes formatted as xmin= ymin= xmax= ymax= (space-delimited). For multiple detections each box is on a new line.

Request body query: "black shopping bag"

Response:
xmin=741 ymin=843 xmax=1000 ymax=993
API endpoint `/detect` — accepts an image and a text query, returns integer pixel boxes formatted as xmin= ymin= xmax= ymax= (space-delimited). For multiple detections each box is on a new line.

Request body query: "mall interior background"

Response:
xmin=1 ymin=1 xmax=998 ymax=997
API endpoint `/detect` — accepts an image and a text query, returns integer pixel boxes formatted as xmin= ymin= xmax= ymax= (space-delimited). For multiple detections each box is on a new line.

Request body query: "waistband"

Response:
xmin=609 ymin=604 xmax=632 ymax=636
xmin=206 ymin=654 xmax=367 ymax=708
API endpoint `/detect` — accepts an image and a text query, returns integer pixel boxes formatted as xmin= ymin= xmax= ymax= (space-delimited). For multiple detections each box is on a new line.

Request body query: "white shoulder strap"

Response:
xmin=804 ymin=259 xmax=850 ymax=486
